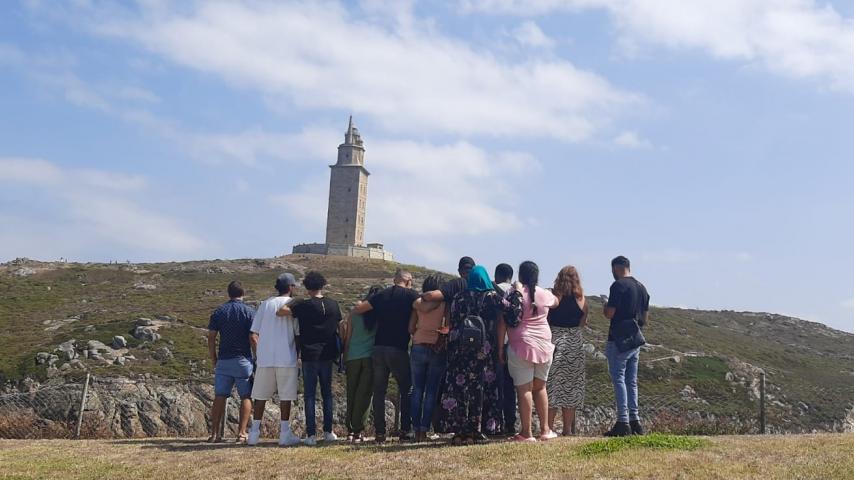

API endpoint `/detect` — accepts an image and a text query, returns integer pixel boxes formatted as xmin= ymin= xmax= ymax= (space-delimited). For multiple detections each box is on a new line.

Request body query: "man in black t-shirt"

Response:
xmin=352 ymin=268 xmax=419 ymax=442
xmin=603 ymin=256 xmax=650 ymax=437
xmin=277 ymin=271 xmax=342 ymax=445
xmin=421 ymin=256 xmax=475 ymax=305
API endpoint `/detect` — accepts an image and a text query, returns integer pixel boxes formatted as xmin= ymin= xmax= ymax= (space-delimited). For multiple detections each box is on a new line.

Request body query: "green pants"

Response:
xmin=345 ymin=357 xmax=373 ymax=434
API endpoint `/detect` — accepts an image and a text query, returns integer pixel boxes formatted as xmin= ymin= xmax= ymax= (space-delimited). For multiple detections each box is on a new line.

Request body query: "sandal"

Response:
xmin=539 ymin=431 xmax=558 ymax=441
xmin=509 ymin=434 xmax=537 ymax=443
xmin=236 ymin=433 xmax=248 ymax=444
xmin=353 ymin=433 xmax=364 ymax=444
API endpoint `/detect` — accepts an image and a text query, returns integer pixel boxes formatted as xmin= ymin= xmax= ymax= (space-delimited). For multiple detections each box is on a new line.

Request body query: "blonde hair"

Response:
xmin=553 ymin=265 xmax=583 ymax=300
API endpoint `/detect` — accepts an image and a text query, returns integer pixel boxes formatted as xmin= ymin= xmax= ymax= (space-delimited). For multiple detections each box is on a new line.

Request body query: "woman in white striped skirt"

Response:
xmin=546 ymin=266 xmax=588 ymax=435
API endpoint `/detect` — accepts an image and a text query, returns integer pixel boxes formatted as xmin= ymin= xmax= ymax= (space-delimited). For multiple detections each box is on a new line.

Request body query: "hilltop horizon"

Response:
xmin=4 ymin=253 xmax=852 ymax=336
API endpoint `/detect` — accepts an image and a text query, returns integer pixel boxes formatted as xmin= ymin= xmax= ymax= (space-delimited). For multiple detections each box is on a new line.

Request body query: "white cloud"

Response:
xmin=0 ymin=157 xmax=208 ymax=260
xmin=71 ymin=1 xmax=637 ymax=141
xmin=614 ymin=130 xmax=652 ymax=149
xmin=460 ymin=0 xmax=854 ymax=92
xmin=512 ymin=20 xmax=555 ymax=48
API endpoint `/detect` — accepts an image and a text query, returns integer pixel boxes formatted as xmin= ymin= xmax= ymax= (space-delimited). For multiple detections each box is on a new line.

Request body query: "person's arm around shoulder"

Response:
xmin=547 ymin=288 xmax=560 ymax=309
xmin=420 ymin=290 xmax=444 ymax=303
xmin=352 ymin=299 xmax=374 ymax=315
xmin=276 ymin=298 xmax=297 ymax=318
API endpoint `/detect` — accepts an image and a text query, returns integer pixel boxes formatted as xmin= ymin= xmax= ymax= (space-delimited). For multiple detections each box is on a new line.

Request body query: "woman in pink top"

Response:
xmin=498 ymin=261 xmax=560 ymax=442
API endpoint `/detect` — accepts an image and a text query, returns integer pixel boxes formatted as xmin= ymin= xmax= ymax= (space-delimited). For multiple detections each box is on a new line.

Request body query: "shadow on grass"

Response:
xmin=107 ymin=438 xmax=457 ymax=453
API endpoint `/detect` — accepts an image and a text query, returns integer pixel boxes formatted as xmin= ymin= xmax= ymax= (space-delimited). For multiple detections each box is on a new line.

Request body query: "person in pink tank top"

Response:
xmin=498 ymin=261 xmax=560 ymax=442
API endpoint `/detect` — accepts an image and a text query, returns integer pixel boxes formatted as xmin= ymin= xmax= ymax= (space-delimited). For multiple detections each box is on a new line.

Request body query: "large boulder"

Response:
xmin=112 ymin=335 xmax=128 ymax=349
xmin=35 ymin=352 xmax=60 ymax=367
xmin=55 ymin=340 xmax=78 ymax=361
xmin=132 ymin=326 xmax=161 ymax=342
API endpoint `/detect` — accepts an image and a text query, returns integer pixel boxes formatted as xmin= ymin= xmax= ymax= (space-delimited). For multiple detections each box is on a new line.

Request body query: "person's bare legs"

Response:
xmin=548 ymin=407 xmax=558 ymax=433
xmin=237 ymin=398 xmax=252 ymax=436
xmin=562 ymin=408 xmax=576 ymax=436
xmin=516 ymin=382 xmax=534 ymax=438
xmin=253 ymin=400 xmax=267 ymax=421
xmin=279 ymin=400 xmax=291 ymax=420
xmin=210 ymin=396 xmax=226 ymax=439
xmin=532 ymin=378 xmax=551 ymax=436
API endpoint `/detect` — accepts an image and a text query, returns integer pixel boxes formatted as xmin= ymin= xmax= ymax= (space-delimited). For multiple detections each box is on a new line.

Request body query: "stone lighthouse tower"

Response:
xmin=325 ymin=116 xmax=368 ymax=246
xmin=291 ymin=117 xmax=393 ymax=261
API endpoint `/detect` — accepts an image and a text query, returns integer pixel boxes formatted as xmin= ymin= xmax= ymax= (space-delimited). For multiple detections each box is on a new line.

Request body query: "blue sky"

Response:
xmin=2 ymin=1 xmax=854 ymax=332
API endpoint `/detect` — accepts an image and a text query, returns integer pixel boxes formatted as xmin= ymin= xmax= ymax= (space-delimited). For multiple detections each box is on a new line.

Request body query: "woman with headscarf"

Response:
xmin=438 ymin=265 xmax=504 ymax=445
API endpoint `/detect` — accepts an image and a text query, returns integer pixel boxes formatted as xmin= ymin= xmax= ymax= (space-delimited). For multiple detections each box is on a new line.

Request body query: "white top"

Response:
xmin=250 ymin=295 xmax=298 ymax=368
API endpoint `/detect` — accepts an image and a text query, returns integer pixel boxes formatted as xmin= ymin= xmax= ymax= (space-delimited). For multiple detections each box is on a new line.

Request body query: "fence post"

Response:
xmin=759 ymin=371 xmax=766 ymax=434
xmin=75 ymin=373 xmax=91 ymax=439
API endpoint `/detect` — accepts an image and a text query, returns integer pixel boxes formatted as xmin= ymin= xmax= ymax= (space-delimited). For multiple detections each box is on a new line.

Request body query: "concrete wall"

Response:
xmin=292 ymin=243 xmax=394 ymax=261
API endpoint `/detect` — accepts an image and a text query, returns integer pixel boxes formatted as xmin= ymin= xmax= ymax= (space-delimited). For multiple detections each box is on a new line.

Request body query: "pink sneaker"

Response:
xmin=539 ymin=431 xmax=558 ymax=441
xmin=509 ymin=434 xmax=537 ymax=443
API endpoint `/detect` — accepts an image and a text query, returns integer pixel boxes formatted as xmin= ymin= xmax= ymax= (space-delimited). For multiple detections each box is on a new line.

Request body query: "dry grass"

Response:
xmin=1 ymin=434 xmax=853 ymax=479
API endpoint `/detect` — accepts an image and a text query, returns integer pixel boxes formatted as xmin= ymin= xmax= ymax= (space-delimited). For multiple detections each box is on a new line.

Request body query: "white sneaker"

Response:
xmin=303 ymin=435 xmax=317 ymax=446
xmin=247 ymin=423 xmax=261 ymax=446
xmin=279 ymin=429 xmax=301 ymax=447
xmin=323 ymin=431 xmax=338 ymax=442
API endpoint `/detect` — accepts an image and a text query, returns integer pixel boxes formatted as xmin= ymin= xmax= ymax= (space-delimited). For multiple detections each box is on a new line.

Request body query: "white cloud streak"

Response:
xmin=613 ymin=130 xmax=652 ymax=149
xmin=512 ymin=20 xmax=555 ymax=48
xmin=73 ymin=1 xmax=637 ymax=141
xmin=460 ymin=0 xmax=854 ymax=92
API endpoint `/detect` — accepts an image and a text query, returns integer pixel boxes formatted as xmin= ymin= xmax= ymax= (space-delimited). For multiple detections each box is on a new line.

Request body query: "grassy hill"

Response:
xmin=2 ymin=255 xmax=853 ymax=433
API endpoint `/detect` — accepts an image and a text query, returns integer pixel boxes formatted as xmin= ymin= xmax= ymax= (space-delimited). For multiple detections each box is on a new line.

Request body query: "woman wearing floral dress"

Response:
xmin=438 ymin=265 xmax=504 ymax=445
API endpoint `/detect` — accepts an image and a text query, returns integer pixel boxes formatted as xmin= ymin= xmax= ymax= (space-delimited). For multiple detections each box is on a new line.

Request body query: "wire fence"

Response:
xmin=2 ymin=370 xmax=852 ymax=440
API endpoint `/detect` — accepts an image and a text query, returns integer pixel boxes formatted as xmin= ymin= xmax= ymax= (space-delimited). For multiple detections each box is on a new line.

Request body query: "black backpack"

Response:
xmin=500 ymin=288 xmax=524 ymax=328
xmin=458 ymin=292 xmax=487 ymax=349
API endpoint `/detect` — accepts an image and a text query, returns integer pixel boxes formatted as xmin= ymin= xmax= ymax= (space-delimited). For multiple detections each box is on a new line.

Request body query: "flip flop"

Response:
xmin=509 ymin=434 xmax=537 ymax=443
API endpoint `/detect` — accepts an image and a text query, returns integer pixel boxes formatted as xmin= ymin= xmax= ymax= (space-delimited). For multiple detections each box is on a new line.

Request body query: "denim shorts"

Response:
xmin=214 ymin=357 xmax=253 ymax=398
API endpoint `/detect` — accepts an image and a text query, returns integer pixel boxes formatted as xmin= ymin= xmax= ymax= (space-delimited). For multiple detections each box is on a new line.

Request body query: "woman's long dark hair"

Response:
xmin=519 ymin=261 xmax=540 ymax=314
xmin=422 ymin=275 xmax=441 ymax=293
xmin=362 ymin=284 xmax=384 ymax=331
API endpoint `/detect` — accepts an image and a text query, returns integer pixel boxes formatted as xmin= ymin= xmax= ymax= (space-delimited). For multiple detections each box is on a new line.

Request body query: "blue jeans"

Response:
xmin=606 ymin=341 xmax=640 ymax=423
xmin=409 ymin=345 xmax=447 ymax=433
xmin=302 ymin=360 xmax=334 ymax=436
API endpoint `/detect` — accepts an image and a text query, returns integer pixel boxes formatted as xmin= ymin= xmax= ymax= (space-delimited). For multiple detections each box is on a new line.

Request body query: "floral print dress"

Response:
xmin=438 ymin=290 xmax=504 ymax=436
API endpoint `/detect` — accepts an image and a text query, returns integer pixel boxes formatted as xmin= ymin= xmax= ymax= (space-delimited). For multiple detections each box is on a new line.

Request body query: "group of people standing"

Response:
xmin=206 ymin=255 xmax=650 ymax=446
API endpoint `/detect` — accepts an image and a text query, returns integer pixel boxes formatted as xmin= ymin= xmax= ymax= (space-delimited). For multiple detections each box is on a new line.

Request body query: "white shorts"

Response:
xmin=507 ymin=346 xmax=552 ymax=386
xmin=251 ymin=367 xmax=298 ymax=401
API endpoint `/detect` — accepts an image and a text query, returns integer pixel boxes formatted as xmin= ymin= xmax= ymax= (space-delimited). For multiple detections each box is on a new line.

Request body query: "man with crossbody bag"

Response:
xmin=603 ymin=256 xmax=650 ymax=437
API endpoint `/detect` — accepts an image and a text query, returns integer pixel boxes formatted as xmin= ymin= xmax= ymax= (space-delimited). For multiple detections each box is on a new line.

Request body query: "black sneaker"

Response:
xmin=603 ymin=422 xmax=631 ymax=437
xmin=630 ymin=420 xmax=645 ymax=436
